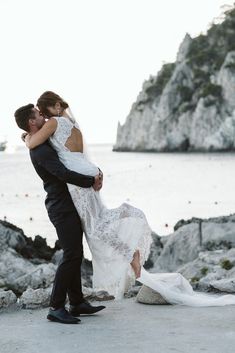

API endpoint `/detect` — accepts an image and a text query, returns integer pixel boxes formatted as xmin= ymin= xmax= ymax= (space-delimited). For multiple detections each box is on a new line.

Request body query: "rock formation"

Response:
xmin=149 ymin=213 xmax=235 ymax=293
xmin=114 ymin=6 xmax=235 ymax=152
xmin=2 ymin=212 xmax=235 ymax=310
xmin=0 ymin=220 xmax=93 ymax=310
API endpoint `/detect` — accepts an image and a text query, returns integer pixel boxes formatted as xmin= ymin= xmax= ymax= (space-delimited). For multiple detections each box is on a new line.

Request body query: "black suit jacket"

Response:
xmin=30 ymin=142 xmax=95 ymax=225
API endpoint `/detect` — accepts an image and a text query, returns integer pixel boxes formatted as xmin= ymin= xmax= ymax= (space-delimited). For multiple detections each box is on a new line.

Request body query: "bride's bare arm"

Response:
xmin=25 ymin=118 xmax=57 ymax=149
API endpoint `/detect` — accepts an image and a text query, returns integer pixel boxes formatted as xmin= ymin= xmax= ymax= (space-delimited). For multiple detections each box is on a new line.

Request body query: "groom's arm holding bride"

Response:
xmin=21 ymin=131 xmax=103 ymax=191
xmin=29 ymin=142 xmax=103 ymax=191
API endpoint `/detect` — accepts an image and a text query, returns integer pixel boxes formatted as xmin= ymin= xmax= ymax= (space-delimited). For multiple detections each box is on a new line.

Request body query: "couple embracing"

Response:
xmin=15 ymin=91 xmax=235 ymax=324
xmin=14 ymin=91 xmax=152 ymax=324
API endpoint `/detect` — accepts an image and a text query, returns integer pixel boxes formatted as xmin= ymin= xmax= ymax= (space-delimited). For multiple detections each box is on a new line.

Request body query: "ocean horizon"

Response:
xmin=1 ymin=144 xmax=235 ymax=258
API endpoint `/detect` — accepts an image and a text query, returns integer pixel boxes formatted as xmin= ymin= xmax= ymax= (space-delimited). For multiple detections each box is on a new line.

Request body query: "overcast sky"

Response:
xmin=0 ymin=0 xmax=234 ymax=145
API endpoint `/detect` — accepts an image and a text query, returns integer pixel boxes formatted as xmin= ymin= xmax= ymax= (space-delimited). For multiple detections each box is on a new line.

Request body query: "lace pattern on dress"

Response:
xmin=49 ymin=116 xmax=80 ymax=153
xmin=69 ymin=186 xmax=152 ymax=264
xmin=49 ymin=116 xmax=153 ymax=298
xmin=96 ymin=204 xmax=152 ymax=263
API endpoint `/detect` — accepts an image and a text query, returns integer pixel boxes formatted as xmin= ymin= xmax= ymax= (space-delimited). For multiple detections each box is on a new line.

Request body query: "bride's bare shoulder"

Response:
xmin=44 ymin=117 xmax=58 ymax=127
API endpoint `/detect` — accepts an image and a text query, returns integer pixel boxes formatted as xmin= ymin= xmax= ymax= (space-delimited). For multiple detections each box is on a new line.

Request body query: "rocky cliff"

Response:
xmin=146 ymin=214 xmax=235 ymax=293
xmin=114 ymin=6 xmax=235 ymax=152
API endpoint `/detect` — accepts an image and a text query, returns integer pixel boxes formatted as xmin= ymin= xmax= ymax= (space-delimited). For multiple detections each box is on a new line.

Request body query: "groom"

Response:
xmin=14 ymin=104 xmax=105 ymax=324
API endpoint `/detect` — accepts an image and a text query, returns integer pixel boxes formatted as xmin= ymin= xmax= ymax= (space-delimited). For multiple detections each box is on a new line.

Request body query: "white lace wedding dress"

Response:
xmin=50 ymin=116 xmax=235 ymax=306
xmin=49 ymin=116 xmax=152 ymax=299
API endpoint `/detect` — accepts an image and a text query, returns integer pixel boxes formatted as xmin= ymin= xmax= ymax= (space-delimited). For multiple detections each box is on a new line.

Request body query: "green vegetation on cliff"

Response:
xmin=144 ymin=63 xmax=175 ymax=101
xmin=142 ymin=4 xmax=235 ymax=113
xmin=188 ymin=5 xmax=235 ymax=69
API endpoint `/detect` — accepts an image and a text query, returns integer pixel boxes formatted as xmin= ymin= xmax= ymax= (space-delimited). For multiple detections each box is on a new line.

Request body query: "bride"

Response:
xmin=25 ymin=91 xmax=153 ymax=300
xmin=25 ymin=91 xmax=235 ymax=306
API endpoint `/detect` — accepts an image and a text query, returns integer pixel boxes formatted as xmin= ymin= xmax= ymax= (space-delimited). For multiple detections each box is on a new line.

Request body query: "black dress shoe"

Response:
xmin=69 ymin=300 xmax=106 ymax=316
xmin=47 ymin=307 xmax=81 ymax=324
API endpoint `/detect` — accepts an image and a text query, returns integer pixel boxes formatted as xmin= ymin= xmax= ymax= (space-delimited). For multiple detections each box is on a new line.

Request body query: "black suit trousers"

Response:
xmin=49 ymin=211 xmax=84 ymax=309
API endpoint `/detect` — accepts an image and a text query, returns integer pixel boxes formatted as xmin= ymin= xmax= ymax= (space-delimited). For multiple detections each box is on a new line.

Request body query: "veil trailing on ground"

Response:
xmin=138 ymin=267 xmax=235 ymax=307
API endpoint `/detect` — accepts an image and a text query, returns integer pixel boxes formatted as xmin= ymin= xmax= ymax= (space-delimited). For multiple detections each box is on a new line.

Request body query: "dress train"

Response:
xmin=138 ymin=267 xmax=235 ymax=306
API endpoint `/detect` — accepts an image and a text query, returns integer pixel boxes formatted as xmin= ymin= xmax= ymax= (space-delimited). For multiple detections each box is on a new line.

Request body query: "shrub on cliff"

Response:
xmin=145 ymin=63 xmax=175 ymax=99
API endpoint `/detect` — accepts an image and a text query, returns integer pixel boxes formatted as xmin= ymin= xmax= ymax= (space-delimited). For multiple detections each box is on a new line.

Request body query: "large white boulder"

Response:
xmin=19 ymin=287 xmax=52 ymax=309
xmin=0 ymin=290 xmax=17 ymax=309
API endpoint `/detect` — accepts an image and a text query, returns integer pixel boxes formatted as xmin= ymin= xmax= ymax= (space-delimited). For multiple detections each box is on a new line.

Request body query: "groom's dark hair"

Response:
xmin=14 ymin=104 xmax=35 ymax=132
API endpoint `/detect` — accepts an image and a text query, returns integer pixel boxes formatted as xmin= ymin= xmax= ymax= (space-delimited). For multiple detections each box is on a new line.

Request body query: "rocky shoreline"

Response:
xmin=1 ymin=213 xmax=235 ymax=310
xmin=146 ymin=214 xmax=235 ymax=293
xmin=0 ymin=220 xmax=114 ymax=310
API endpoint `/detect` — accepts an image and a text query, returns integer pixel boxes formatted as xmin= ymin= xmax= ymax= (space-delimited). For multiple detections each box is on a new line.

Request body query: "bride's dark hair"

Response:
xmin=37 ymin=91 xmax=69 ymax=117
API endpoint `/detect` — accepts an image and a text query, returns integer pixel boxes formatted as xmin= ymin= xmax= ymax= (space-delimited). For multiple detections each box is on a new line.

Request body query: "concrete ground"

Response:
xmin=0 ymin=298 xmax=235 ymax=353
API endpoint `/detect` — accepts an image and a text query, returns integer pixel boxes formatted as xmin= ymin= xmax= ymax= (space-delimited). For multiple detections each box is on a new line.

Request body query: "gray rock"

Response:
xmin=136 ymin=285 xmax=169 ymax=305
xmin=218 ymin=51 xmax=235 ymax=111
xmin=176 ymin=33 xmax=192 ymax=63
xmin=178 ymin=248 xmax=235 ymax=285
xmin=0 ymin=221 xmax=26 ymax=251
xmin=202 ymin=222 xmax=235 ymax=250
xmin=124 ymin=285 xmax=142 ymax=299
xmin=0 ymin=290 xmax=17 ymax=309
xmin=11 ymin=263 xmax=56 ymax=293
xmin=0 ymin=219 xmax=61 ymax=262
xmin=174 ymin=214 xmax=235 ymax=231
xmin=152 ymin=223 xmax=201 ymax=272
xmin=19 ymin=287 xmax=51 ymax=309
xmin=198 ymin=268 xmax=229 ymax=292
xmin=210 ymin=278 xmax=235 ymax=293
xmin=0 ymin=248 xmax=35 ymax=292
xmin=148 ymin=214 xmax=235 ymax=294
xmin=51 ymin=249 xmax=63 ymax=265
xmin=0 ymin=248 xmax=56 ymax=295
xmin=198 ymin=249 xmax=235 ymax=265
xmin=189 ymin=98 xmax=225 ymax=151
xmin=0 ymin=278 xmax=5 ymax=288
xmin=144 ymin=231 xmax=163 ymax=269
xmin=82 ymin=287 xmax=114 ymax=301
xmin=81 ymin=258 xmax=93 ymax=288
xmin=178 ymin=256 xmax=216 ymax=283
xmin=0 ymin=220 xmax=92 ymax=298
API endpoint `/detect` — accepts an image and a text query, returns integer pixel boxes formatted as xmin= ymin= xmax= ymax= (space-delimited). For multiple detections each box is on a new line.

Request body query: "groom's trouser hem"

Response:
xmin=49 ymin=210 xmax=84 ymax=309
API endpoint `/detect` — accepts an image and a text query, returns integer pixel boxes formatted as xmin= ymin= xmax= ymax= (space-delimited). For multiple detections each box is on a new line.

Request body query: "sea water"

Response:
xmin=1 ymin=144 xmax=235 ymax=258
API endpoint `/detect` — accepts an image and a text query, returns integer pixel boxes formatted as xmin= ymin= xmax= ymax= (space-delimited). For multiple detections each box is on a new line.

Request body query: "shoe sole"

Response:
xmin=47 ymin=315 xmax=80 ymax=324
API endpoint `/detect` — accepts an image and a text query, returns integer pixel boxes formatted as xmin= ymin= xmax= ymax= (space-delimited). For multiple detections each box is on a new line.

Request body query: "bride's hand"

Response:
xmin=21 ymin=133 xmax=31 ymax=148
xmin=93 ymin=174 xmax=103 ymax=191
xmin=21 ymin=132 xmax=28 ymax=142
xmin=98 ymin=170 xmax=103 ymax=183
xmin=98 ymin=171 xmax=103 ymax=191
